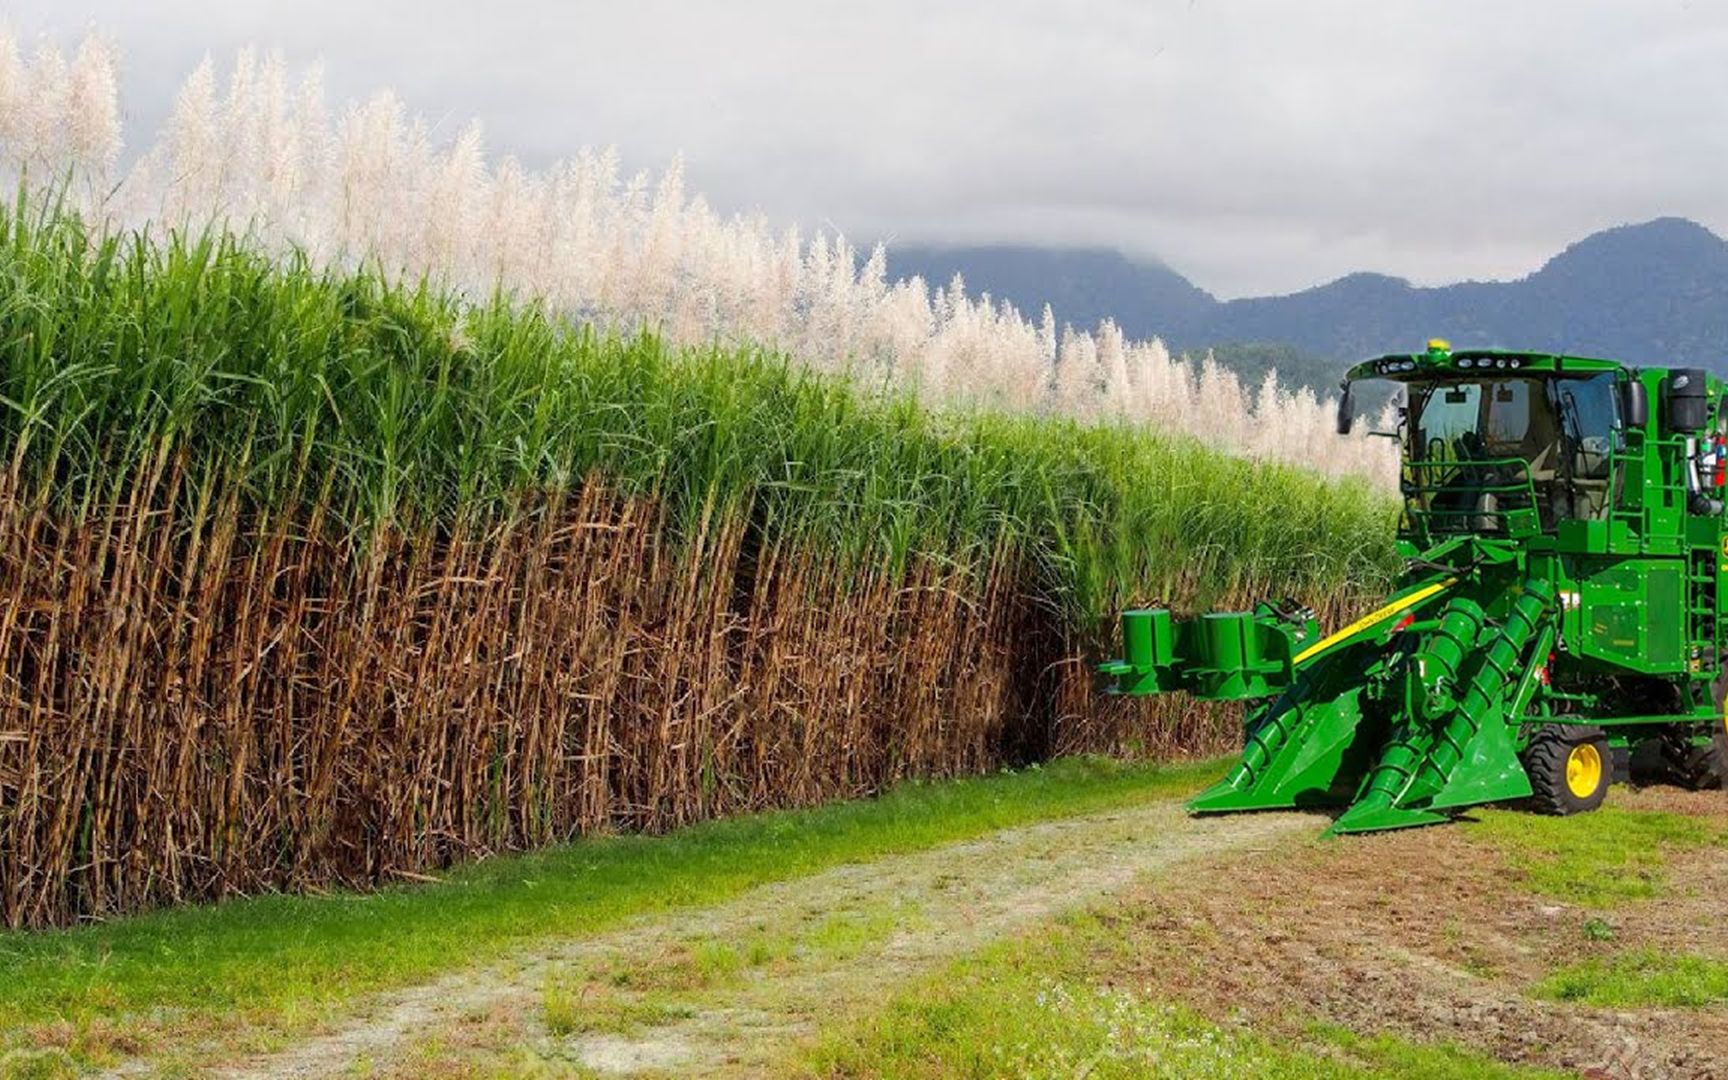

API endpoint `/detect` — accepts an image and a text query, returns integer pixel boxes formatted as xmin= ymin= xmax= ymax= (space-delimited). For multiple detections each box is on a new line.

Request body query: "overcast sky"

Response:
xmin=8 ymin=0 xmax=1728 ymax=297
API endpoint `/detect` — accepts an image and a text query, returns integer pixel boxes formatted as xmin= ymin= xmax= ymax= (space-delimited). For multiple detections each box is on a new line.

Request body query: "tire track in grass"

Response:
xmin=183 ymin=800 xmax=1315 ymax=1078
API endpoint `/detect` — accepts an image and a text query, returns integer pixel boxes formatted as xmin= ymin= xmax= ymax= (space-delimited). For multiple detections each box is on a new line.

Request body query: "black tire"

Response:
xmin=1688 ymin=668 xmax=1728 ymax=791
xmin=1629 ymin=667 xmax=1727 ymax=791
xmin=1664 ymin=726 xmax=1727 ymax=790
xmin=1523 ymin=724 xmax=1612 ymax=815
xmin=1628 ymin=734 xmax=1674 ymax=788
xmin=1717 ymin=724 xmax=1728 ymax=791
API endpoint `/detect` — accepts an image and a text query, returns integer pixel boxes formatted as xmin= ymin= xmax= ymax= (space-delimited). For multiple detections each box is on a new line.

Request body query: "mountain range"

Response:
xmin=888 ymin=217 xmax=1728 ymax=396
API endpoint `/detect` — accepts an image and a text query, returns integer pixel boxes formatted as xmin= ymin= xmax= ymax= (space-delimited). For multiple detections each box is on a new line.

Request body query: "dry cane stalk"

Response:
xmin=0 ymin=464 xmax=1359 ymax=927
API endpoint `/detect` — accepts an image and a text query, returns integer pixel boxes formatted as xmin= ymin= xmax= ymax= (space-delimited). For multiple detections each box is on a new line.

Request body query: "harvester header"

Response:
xmin=1105 ymin=340 xmax=1728 ymax=834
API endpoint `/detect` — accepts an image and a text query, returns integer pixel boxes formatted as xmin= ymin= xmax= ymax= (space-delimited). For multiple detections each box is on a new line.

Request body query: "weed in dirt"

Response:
xmin=577 ymin=933 xmax=780 ymax=996
xmin=342 ymin=1051 xmax=377 ymax=1076
xmin=540 ymin=901 xmax=909 ymax=1046
xmin=746 ymin=933 xmax=792 ymax=968
xmin=690 ymin=940 xmax=751 ymax=985
xmin=806 ymin=969 xmax=1338 ymax=1077
xmin=1580 ymin=917 xmax=1616 ymax=942
xmin=542 ymin=976 xmax=695 ymax=1040
xmin=476 ymin=1050 xmax=600 ymax=1079
xmin=1537 ymin=949 xmax=1728 ymax=1008
xmin=542 ymin=982 xmax=585 ymax=1038
xmin=799 ymin=906 xmax=904 ymax=962
xmin=398 ymin=1034 xmax=468 ymax=1072
xmin=1466 ymin=806 xmax=1717 ymax=906
xmin=0 ymin=1048 xmax=79 ymax=1080
xmin=0 ymin=1016 xmax=155 ymax=1075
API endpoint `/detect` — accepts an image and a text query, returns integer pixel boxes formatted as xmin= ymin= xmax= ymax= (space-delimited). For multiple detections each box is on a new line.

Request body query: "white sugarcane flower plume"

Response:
xmin=0 ymin=31 xmax=1398 ymax=486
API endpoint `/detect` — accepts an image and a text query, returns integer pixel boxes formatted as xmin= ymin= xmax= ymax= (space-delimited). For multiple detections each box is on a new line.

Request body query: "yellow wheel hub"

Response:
xmin=1565 ymin=743 xmax=1604 ymax=799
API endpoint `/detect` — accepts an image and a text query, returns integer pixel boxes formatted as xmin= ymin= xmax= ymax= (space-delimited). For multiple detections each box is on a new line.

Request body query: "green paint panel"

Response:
xmin=1585 ymin=567 xmax=1641 ymax=657
xmin=1646 ymin=564 xmax=1683 ymax=666
xmin=1581 ymin=560 xmax=1683 ymax=672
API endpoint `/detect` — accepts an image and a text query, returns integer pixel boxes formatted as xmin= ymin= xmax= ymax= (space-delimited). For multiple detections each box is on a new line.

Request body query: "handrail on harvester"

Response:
xmin=1400 ymin=456 xmax=1542 ymax=540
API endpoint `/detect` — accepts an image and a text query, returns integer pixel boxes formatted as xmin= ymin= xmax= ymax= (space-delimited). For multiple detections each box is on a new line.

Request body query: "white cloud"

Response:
xmin=10 ymin=0 xmax=1728 ymax=296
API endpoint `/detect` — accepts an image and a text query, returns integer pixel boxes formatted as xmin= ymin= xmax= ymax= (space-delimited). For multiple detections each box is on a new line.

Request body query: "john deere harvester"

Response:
xmin=1103 ymin=340 xmax=1728 ymax=834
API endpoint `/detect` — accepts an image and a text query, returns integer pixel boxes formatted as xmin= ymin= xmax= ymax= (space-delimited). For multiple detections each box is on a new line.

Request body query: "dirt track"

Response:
xmin=175 ymin=800 xmax=1313 ymax=1078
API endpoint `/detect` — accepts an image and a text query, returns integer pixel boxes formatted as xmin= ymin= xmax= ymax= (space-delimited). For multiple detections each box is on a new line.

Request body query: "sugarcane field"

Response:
xmin=0 ymin=5 xmax=1726 ymax=1079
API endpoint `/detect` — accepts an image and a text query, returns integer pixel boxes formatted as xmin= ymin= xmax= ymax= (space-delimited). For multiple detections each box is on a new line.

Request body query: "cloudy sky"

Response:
xmin=9 ymin=0 xmax=1728 ymax=297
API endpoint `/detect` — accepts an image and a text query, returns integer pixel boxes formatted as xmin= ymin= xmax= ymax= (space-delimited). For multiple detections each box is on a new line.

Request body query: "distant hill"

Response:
xmin=885 ymin=246 xmax=1216 ymax=338
xmin=1195 ymin=342 xmax=1348 ymax=397
xmin=889 ymin=218 xmax=1728 ymax=396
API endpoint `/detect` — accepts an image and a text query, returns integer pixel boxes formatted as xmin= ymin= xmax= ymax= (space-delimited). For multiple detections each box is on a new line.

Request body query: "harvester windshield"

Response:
xmin=1402 ymin=371 xmax=1617 ymax=534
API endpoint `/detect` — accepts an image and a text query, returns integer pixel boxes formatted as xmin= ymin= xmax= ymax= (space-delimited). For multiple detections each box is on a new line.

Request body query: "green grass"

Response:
xmin=563 ymin=924 xmax=800 ymax=997
xmin=0 ymin=756 xmax=1221 ymax=1039
xmin=542 ymin=978 xmax=697 ymax=1039
xmin=1537 ymin=949 xmax=1728 ymax=1008
xmin=1466 ymin=805 xmax=1721 ymax=906
xmin=797 ymin=911 xmax=1563 ymax=1080
xmin=1306 ymin=1026 xmax=1569 ymax=1080
xmin=800 ymin=905 xmax=903 ymax=962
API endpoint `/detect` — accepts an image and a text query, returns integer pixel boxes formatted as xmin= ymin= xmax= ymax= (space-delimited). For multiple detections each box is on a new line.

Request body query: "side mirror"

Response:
xmin=1335 ymin=381 xmax=1355 ymax=435
xmin=1622 ymin=378 xmax=1648 ymax=430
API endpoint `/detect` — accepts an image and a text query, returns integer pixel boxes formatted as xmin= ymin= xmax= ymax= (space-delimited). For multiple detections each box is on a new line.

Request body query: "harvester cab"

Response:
xmin=1103 ymin=339 xmax=1728 ymax=834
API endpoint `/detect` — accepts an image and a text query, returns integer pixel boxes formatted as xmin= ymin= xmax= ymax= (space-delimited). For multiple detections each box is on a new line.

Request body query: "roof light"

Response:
xmin=1508 ymin=358 xmax=1523 ymax=369
xmin=1459 ymin=358 xmax=1474 ymax=368
xmin=1496 ymin=358 xmax=1509 ymax=369
xmin=1427 ymin=337 xmax=1451 ymax=352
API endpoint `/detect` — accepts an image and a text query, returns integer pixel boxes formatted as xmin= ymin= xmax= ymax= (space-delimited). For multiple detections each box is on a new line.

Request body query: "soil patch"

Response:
xmin=1093 ymin=788 xmax=1728 ymax=1080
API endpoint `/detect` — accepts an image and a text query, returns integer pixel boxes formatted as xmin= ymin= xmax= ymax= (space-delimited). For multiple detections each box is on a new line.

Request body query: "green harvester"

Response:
xmin=1104 ymin=339 xmax=1728 ymax=834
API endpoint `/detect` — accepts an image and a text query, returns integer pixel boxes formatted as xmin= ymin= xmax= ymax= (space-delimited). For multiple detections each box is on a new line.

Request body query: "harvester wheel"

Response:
xmin=1703 ymin=728 xmax=1728 ymax=791
xmin=1523 ymin=725 xmax=1611 ymax=815
xmin=1666 ymin=729 xmax=1727 ymax=790
xmin=1694 ymin=668 xmax=1728 ymax=791
xmin=1718 ymin=723 xmax=1728 ymax=791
